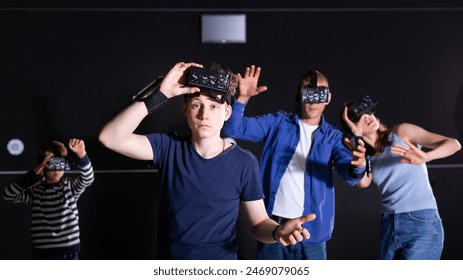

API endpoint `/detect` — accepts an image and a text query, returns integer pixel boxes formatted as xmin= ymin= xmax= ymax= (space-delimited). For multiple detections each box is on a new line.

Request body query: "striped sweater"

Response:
xmin=2 ymin=155 xmax=94 ymax=254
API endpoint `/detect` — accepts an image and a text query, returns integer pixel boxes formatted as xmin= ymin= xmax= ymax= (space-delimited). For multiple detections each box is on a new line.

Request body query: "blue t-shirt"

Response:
xmin=146 ymin=133 xmax=263 ymax=259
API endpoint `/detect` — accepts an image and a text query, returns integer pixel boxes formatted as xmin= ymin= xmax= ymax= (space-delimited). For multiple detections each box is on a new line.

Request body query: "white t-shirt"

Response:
xmin=272 ymin=120 xmax=318 ymax=218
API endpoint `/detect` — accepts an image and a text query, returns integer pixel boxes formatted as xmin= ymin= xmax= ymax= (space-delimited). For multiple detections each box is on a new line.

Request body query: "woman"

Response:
xmin=341 ymin=96 xmax=461 ymax=260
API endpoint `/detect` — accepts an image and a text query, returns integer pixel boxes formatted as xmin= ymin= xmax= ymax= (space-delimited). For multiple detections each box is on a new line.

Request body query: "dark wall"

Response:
xmin=1 ymin=2 xmax=462 ymax=259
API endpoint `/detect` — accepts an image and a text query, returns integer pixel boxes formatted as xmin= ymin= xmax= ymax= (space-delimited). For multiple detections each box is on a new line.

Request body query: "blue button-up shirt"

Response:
xmin=223 ymin=101 xmax=363 ymax=243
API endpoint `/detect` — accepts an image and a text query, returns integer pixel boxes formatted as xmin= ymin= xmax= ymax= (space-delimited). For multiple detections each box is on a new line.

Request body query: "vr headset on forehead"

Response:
xmin=299 ymin=70 xmax=330 ymax=103
xmin=186 ymin=65 xmax=233 ymax=105
xmin=347 ymin=95 xmax=378 ymax=122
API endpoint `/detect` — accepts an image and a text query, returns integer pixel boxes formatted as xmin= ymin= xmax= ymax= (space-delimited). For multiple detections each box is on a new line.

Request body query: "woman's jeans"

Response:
xmin=256 ymin=241 xmax=327 ymax=260
xmin=380 ymin=209 xmax=444 ymax=260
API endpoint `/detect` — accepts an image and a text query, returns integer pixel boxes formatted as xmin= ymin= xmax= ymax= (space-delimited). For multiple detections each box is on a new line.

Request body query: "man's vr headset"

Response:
xmin=298 ymin=70 xmax=330 ymax=104
xmin=300 ymin=87 xmax=330 ymax=103
xmin=347 ymin=95 xmax=378 ymax=122
xmin=186 ymin=65 xmax=233 ymax=105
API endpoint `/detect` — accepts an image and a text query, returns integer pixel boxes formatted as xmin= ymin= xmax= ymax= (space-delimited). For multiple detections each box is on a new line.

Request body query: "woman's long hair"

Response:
xmin=374 ymin=121 xmax=391 ymax=155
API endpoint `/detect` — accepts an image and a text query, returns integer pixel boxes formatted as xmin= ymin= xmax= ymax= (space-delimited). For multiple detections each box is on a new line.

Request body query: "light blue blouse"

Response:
xmin=371 ymin=132 xmax=437 ymax=213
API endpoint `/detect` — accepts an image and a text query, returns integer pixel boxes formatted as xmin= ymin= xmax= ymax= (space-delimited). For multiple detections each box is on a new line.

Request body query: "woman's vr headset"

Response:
xmin=347 ymin=95 xmax=378 ymax=122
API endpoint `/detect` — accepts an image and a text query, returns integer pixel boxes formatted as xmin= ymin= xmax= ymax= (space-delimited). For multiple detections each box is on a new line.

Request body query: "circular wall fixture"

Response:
xmin=7 ymin=138 xmax=25 ymax=156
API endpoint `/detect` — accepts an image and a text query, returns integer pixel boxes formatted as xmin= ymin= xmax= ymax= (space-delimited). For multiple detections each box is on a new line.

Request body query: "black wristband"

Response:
xmin=132 ymin=76 xmax=168 ymax=114
xmin=143 ymin=90 xmax=168 ymax=114
xmin=272 ymin=224 xmax=282 ymax=241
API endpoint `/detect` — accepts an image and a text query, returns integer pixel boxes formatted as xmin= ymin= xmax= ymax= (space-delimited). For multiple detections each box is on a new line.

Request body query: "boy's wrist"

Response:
xmin=76 ymin=152 xmax=86 ymax=159
xmin=272 ymin=224 xmax=282 ymax=241
xmin=143 ymin=90 xmax=168 ymax=114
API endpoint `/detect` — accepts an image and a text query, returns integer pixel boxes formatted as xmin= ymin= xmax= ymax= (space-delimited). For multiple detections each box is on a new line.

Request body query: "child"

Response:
xmin=2 ymin=138 xmax=94 ymax=259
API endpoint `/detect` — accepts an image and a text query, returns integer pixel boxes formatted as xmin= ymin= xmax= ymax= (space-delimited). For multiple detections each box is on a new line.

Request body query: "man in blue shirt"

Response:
xmin=223 ymin=65 xmax=369 ymax=259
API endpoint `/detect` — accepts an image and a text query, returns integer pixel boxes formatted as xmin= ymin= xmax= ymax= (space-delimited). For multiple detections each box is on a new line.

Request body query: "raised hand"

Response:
xmin=68 ymin=138 xmax=87 ymax=159
xmin=342 ymin=106 xmax=363 ymax=137
xmin=160 ymin=62 xmax=204 ymax=98
xmin=237 ymin=65 xmax=268 ymax=103
xmin=33 ymin=154 xmax=53 ymax=175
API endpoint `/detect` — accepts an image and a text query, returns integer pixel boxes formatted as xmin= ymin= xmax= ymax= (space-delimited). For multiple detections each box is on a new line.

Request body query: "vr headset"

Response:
xmin=186 ymin=65 xmax=233 ymax=105
xmin=347 ymin=95 xmax=378 ymax=122
xmin=300 ymin=87 xmax=330 ymax=103
xmin=47 ymin=156 xmax=72 ymax=171
xmin=299 ymin=70 xmax=330 ymax=103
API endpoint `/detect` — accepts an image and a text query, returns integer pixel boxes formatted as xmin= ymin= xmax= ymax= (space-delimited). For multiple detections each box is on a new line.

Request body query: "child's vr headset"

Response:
xmin=47 ymin=156 xmax=72 ymax=171
xmin=186 ymin=65 xmax=233 ymax=105
xmin=37 ymin=141 xmax=73 ymax=171
xmin=298 ymin=70 xmax=330 ymax=103
xmin=347 ymin=95 xmax=378 ymax=122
